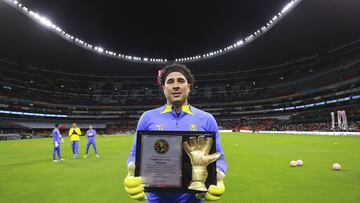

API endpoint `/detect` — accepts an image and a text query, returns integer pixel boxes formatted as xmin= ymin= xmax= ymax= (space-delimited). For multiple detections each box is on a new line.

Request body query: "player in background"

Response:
xmin=52 ymin=124 xmax=64 ymax=162
xmin=83 ymin=125 xmax=100 ymax=158
xmin=69 ymin=122 xmax=81 ymax=159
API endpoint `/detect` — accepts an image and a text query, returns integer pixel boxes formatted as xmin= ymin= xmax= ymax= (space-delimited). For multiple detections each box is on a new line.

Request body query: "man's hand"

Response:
xmin=54 ymin=142 xmax=59 ymax=148
xmin=196 ymin=170 xmax=226 ymax=201
xmin=183 ymin=136 xmax=221 ymax=192
xmin=61 ymin=138 xmax=64 ymax=143
xmin=124 ymin=161 xmax=146 ymax=201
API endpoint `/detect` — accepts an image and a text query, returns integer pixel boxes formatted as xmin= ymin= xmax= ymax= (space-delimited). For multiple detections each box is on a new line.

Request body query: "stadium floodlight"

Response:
xmin=97 ymin=47 xmax=104 ymax=53
xmin=4 ymin=0 xmax=301 ymax=64
xmin=282 ymin=1 xmax=295 ymax=13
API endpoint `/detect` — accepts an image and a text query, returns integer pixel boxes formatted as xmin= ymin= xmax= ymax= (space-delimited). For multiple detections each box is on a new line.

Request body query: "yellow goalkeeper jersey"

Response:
xmin=68 ymin=127 xmax=81 ymax=141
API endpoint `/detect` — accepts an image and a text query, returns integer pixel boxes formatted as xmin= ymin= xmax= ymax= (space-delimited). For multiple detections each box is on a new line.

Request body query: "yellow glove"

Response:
xmin=196 ymin=169 xmax=225 ymax=201
xmin=123 ymin=161 xmax=146 ymax=201
xmin=183 ymin=136 xmax=221 ymax=192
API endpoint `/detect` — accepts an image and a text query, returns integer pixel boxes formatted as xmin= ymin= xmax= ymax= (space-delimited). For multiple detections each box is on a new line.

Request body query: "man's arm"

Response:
xmin=197 ymin=114 xmax=227 ymax=201
xmin=126 ymin=113 xmax=148 ymax=165
xmin=52 ymin=130 xmax=56 ymax=143
xmin=76 ymin=128 xmax=81 ymax=136
xmin=57 ymin=129 xmax=64 ymax=143
xmin=57 ymin=129 xmax=62 ymax=138
xmin=207 ymin=114 xmax=227 ymax=173
xmin=124 ymin=113 xmax=148 ymax=201
xmin=68 ymin=128 xmax=73 ymax=137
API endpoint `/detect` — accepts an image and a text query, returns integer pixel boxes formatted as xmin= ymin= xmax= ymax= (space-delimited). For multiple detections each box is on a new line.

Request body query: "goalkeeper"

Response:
xmin=124 ymin=64 xmax=227 ymax=202
xmin=52 ymin=124 xmax=64 ymax=162
xmin=69 ymin=122 xmax=81 ymax=159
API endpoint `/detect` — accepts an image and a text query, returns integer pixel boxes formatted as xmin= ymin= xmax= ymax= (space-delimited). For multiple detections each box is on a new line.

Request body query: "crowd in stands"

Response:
xmin=231 ymin=119 xmax=360 ymax=132
xmin=106 ymin=122 xmax=136 ymax=134
xmin=1 ymin=45 xmax=359 ymax=107
xmin=230 ymin=105 xmax=360 ymax=132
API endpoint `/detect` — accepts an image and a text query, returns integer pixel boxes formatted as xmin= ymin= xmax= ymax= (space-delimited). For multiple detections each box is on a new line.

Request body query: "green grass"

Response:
xmin=0 ymin=133 xmax=360 ymax=203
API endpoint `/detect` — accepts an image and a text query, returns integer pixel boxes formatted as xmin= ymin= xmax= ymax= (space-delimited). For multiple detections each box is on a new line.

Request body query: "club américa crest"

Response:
xmin=154 ymin=139 xmax=169 ymax=154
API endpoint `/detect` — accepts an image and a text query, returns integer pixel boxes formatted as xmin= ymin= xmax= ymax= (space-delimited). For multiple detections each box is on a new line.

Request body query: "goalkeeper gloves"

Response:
xmin=61 ymin=138 xmax=64 ymax=143
xmin=124 ymin=161 xmax=146 ymax=201
xmin=196 ymin=169 xmax=225 ymax=201
xmin=54 ymin=142 xmax=59 ymax=148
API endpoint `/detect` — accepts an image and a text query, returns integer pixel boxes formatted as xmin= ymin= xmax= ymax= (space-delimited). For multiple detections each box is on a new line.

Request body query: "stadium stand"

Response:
xmin=0 ymin=39 xmax=359 ymax=136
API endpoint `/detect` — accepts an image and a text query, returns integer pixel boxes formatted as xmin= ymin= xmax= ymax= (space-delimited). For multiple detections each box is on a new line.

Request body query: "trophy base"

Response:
xmin=188 ymin=181 xmax=208 ymax=192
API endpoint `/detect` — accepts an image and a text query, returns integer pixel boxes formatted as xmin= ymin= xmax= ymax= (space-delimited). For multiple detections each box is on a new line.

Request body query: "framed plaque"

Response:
xmin=135 ymin=130 xmax=217 ymax=193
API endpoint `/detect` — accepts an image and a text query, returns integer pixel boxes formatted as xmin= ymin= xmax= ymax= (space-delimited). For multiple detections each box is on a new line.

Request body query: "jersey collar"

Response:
xmin=161 ymin=104 xmax=194 ymax=115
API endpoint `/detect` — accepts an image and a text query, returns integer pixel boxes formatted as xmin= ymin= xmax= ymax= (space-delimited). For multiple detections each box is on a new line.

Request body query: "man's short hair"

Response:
xmin=160 ymin=64 xmax=195 ymax=86
xmin=55 ymin=124 xmax=59 ymax=128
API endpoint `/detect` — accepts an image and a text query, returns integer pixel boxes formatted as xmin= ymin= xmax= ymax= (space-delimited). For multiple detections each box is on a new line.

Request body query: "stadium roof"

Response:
xmin=0 ymin=0 xmax=359 ymax=75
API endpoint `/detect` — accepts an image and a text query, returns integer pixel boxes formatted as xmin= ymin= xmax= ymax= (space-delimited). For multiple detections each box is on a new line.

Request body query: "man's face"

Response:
xmin=72 ymin=123 xmax=77 ymax=128
xmin=162 ymin=71 xmax=191 ymax=106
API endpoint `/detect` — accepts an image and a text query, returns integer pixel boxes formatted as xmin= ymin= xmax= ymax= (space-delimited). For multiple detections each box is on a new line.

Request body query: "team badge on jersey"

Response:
xmin=189 ymin=123 xmax=198 ymax=131
xmin=154 ymin=139 xmax=169 ymax=154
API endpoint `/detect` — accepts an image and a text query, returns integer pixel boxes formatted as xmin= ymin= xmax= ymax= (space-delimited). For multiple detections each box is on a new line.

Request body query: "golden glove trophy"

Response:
xmin=183 ymin=136 xmax=221 ymax=192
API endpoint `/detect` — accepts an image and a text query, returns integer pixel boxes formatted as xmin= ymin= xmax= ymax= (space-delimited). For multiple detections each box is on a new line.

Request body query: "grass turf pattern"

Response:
xmin=0 ymin=133 xmax=359 ymax=203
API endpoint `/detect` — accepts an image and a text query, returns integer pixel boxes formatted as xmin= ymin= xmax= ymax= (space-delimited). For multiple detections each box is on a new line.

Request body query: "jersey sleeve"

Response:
xmin=58 ymin=129 xmax=62 ymax=138
xmin=76 ymin=128 xmax=81 ymax=135
xmin=126 ymin=112 xmax=149 ymax=166
xmin=52 ymin=130 xmax=56 ymax=143
xmin=207 ymin=114 xmax=227 ymax=174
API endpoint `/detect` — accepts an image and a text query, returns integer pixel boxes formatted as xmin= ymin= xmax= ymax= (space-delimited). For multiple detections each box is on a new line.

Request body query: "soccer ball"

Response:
xmin=290 ymin=160 xmax=297 ymax=167
xmin=332 ymin=163 xmax=341 ymax=171
xmin=296 ymin=160 xmax=303 ymax=166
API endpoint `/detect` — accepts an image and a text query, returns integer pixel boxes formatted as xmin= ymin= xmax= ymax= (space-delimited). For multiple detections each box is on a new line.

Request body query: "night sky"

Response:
xmin=0 ymin=0 xmax=359 ymax=74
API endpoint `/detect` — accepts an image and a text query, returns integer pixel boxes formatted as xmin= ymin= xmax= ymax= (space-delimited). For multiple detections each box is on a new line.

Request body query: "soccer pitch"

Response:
xmin=0 ymin=133 xmax=359 ymax=203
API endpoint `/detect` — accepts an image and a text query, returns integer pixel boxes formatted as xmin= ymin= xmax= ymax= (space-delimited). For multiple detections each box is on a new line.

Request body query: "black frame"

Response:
xmin=135 ymin=130 xmax=217 ymax=193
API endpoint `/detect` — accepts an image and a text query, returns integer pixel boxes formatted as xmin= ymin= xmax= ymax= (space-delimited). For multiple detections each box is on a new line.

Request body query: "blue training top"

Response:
xmin=127 ymin=104 xmax=227 ymax=203
xmin=86 ymin=129 xmax=96 ymax=139
xmin=52 ymin=128 xmax=61 ymax=144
